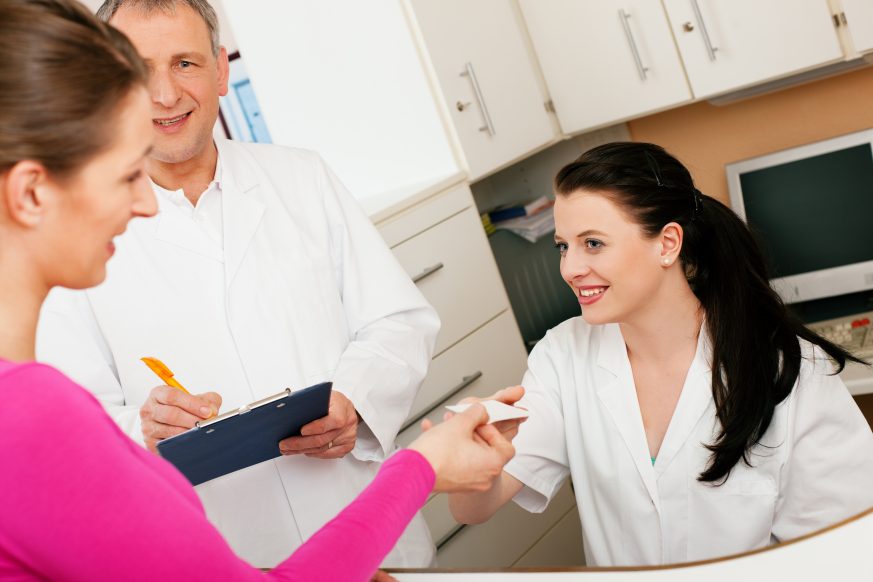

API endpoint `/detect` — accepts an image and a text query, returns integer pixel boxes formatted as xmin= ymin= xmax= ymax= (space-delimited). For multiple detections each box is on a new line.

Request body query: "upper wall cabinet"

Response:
xmin=518 ymin=0 xmax=693 ymax=135
xmin=662 ymin=0 xmax=844 ymax=99
xmin=842 ymin=0 xmax=873 ymax=55
xmin=406 ymin=0 xmax=558 ymax=181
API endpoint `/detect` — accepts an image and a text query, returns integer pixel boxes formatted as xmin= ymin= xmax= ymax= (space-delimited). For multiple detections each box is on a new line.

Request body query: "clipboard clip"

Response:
xmin=196 ymin=388 xmax=293 ymax=430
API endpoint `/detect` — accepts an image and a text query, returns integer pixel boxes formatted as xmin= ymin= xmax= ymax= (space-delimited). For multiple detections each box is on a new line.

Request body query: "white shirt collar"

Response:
xmin=151 ymin=152 xmax=224 ymax=211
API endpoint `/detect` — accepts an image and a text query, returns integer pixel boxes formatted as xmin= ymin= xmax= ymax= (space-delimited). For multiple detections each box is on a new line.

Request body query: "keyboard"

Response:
xmin=807 ymin=312 xmax=873 ymax=360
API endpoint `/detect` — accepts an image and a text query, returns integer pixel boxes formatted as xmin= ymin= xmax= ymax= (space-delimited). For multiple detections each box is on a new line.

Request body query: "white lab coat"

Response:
xmin=505 ymin=317 xmax=873 ymax=567
xmin=36 ymin=139 xmax=439 ymax=567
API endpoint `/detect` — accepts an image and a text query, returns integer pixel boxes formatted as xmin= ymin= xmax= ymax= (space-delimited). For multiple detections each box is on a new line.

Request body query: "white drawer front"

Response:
xmin=377 ymin=184 xmax=472 ymax=248
xmin=435 ymin=481 xmax=577 ymax=567
xmin=399 ymin=310 xmax=527 ymax=440
xmin=513 ymin=506 xmax=586 ymax=567
xmin=420 ymin=493 xmax=456 ymax=547
xmin=392 ymin=205 xmax=509 ymax=356
xmin=421 ymin=474 xmax=577 ymax=551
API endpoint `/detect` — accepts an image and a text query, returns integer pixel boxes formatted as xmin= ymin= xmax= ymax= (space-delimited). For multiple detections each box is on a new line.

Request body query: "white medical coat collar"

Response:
xmin=214 ymin=138 xmax=265 ymax=288
xmin=594 ymin=323 xmax=714 ymax=510
xmin=148 ymin=140 xmax=265 ymax=284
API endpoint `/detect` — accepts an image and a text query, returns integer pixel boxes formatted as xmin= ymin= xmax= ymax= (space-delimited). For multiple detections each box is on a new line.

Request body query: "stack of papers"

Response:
xmin=493 ymin=209 xmax=555 ymax=243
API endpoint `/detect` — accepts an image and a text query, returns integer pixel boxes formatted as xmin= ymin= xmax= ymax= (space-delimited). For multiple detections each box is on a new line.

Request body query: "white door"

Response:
xmin=518 ymin=0 xmax=693 ymax=135
xmin=662 ymin=0 xmax=844 ymax=99
xmin=408 ymin=0 xmax=557 ymax=180
xmin=842 ymin=0 xmax=873 ymax=54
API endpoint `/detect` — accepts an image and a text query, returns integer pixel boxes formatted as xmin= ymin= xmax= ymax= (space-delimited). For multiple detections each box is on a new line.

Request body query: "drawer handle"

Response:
xmin=441 ymin=370 xmax=484 ymax=404
xmin=412 ymin=262 xmax=445 ymax=283
xmin=401 ymin=370 xmax=484 ymax=432
xmin=437 ymin=523 xmax=466 ymax=549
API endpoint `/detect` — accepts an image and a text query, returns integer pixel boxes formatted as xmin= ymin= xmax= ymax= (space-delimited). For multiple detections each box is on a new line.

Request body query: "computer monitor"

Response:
xmin=726 ymin=128 xmax=873 ymax=305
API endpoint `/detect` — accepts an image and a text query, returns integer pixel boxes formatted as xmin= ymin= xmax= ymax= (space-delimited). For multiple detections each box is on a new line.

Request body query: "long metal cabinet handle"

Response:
xmin=690 ymin=0 xmax=718 ymax=61
xmin=440 ymin=370 xmax=483 ymax=404
xmin=619 ymin=9 xmax=649 ymax=80
xmin=401 ymin=371 xmax=484 ymax=431
xmin=460 ymin=62 xmax=496 ymax=136
xmin=412 ymin=262 xmax=444 ymax=283
xmin=437 ymin=523 xmax=466 ymax=549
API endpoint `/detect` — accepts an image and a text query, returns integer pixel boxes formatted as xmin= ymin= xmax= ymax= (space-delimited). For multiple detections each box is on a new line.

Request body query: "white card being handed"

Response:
xmin=445 ymin=400 xmax=529 ymax=423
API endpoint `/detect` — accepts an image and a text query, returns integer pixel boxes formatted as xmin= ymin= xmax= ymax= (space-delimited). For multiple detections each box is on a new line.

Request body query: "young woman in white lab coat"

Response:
xmin=450 ymin=142 xmax=873 ymax=567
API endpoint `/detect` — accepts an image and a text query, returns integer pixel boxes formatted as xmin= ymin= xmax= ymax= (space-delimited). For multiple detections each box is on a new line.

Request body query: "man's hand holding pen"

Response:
xmin=140 ymin=386 xmax=222 ymax=453
xmin=139 ymin=357 xmax=221 ymax=453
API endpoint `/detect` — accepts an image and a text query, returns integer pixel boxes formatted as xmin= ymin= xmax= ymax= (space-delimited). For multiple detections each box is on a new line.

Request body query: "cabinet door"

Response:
xmin=513 ymin=507 xmax=586 ymax=567
xmin=662 ymin=0 xmax=844 ymax=98
xmin=435 ymin=481 xmax=578 ymax=567
xmin=518 ymin=0 xmax=692 ymax=134
xmin=391 ymin=205 xmax=509 ymax=356
xmin=397 ymin=310 xmax=528 ymax=440
xmin=843 ymin=0 xmax=873 ymax=54
xmin=408 ymin=0 xmax=557 ymax=180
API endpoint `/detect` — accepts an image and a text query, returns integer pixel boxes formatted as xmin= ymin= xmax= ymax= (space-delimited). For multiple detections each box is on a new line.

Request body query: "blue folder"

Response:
xmin=156 ymin=382 xmax=332 ymax=486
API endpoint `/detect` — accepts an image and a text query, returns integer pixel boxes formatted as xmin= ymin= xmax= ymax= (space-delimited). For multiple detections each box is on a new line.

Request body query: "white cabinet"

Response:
xmin=513 ymin=506 xmax=586 ymax=567
xmin=405 ymin=0 xmax=558 ymax=180
xmin=434 ymin=481 xmax=581 ymax=567
xmin=519 ymin=0 xmax=692 ymax=135
xmin=394 ymin=309 xmax=531 ymax=560
xmin=842 ymin=0 xmax=873 ymax=54
xmin=391 ymin=205 xmax=509 ymax=357
xmin=662 ymin=0 xmax=844 ymax=98
xmin=397 ymin=310 xmax=528 ymax=443
xmin=377 ymin=183 xmax=526 ymax=427
xmin=376 ymin=182 xmax=574 ymax=568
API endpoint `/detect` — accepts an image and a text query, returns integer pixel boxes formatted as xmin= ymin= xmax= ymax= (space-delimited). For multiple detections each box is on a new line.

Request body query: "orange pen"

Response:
xmin=140 ymin=357 xmax=191 ymax=395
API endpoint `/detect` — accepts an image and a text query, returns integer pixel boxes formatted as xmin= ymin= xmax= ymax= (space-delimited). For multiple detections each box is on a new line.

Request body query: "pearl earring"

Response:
xmin=662 ymin=258 xmax=670 ymax=266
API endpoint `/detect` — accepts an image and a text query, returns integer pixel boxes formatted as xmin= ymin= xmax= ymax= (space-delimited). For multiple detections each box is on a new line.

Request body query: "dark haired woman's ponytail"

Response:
xmin=556 ymin=142 xmax=865 ymax=483
xmin=678 ymin=181 xmax=862 ymax=482
xmin=684 ymin=197 xmax=791 ymax=480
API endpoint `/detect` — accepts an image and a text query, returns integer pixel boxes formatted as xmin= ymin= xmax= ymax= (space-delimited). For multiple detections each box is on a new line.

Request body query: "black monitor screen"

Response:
xmin=740 ymin=144 xmax=873 ymax=279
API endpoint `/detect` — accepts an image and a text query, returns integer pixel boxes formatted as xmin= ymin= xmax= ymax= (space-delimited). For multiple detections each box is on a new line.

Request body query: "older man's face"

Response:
xmin=110 ymin=4 xmax=228 ymax=165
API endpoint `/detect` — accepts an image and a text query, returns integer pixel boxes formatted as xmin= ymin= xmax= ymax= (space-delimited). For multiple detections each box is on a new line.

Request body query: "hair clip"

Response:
xmin=691 ymin=188 xmax=703 ymax=221
xmin=643 ymin=150 xmax=663 ymax=187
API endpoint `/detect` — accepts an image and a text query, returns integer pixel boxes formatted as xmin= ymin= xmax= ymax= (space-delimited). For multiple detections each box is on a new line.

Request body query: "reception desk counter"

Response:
xmin=391 ymin=507 xmax=873 ymax=581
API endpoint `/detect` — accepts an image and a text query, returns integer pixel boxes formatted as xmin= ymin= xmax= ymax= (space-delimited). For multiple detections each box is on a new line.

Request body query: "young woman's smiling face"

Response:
xmin=39 ymin=88 xmax=156 ymax=289
xmin=554 ymin=189 xmax=668 ymax=325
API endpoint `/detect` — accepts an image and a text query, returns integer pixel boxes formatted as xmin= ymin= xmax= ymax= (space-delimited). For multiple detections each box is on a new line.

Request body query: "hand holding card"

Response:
xmin=445 ymin=399 xmax=529 ymax=423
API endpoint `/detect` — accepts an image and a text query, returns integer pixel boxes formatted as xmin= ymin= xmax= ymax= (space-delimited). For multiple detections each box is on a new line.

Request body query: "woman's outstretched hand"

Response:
xmin=456 ymin=385 xmax=527 ymax=443
xmin=409 ymin=403 xmax=516 ymax=494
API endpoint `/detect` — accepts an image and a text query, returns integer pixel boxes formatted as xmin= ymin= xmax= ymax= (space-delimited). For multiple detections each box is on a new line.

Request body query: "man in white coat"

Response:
xmin=36 ymin=0 xmax=439 ymax=568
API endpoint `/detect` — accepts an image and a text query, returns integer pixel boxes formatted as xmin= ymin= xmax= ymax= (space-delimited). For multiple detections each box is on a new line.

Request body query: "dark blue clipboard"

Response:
xmin=156 ymin=382 xmax=332 ymax=486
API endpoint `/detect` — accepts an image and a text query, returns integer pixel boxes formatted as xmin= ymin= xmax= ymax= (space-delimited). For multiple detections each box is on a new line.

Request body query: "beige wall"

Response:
xmin=627 ymin=67 xmax=873 ymax=206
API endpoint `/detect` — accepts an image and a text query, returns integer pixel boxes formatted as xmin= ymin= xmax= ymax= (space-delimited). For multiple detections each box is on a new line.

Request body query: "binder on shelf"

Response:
xmin=487 ymin=195 xmax=553 ymax=224
xmin=156 ymin=382 xmax=332 ymax=486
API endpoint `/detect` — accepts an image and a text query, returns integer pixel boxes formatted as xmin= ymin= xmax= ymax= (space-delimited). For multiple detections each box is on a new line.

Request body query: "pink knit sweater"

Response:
xmin=0 ymin=361 xmax=434 ymax=581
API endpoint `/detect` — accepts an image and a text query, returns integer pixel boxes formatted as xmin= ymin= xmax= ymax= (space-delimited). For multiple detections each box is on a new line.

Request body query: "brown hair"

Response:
xmin=96 ymin=0 xmax=221 ymax=56
xmin=0 ymin=0 xmax=148 ymax=178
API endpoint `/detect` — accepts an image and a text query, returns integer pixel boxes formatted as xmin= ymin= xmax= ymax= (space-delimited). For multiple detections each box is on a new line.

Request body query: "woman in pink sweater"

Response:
xmin=0 ymin=1 xmax=518 ymax=580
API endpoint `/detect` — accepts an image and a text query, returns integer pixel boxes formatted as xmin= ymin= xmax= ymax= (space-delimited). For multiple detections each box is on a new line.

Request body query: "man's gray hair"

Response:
xmin=96 ymin=0 xmax=221 ymax=56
